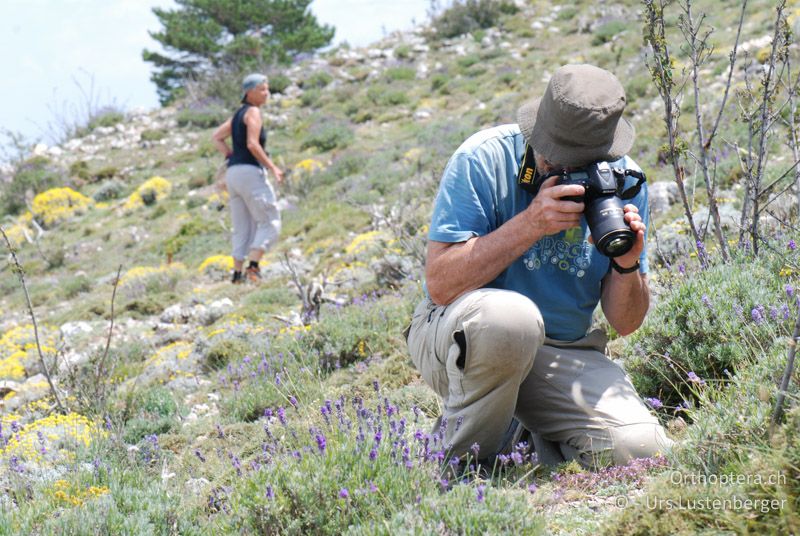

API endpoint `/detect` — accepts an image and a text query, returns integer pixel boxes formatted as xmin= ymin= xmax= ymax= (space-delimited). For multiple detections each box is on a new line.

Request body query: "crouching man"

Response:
xmin=407 ymin=64 xmax=672 ymax=468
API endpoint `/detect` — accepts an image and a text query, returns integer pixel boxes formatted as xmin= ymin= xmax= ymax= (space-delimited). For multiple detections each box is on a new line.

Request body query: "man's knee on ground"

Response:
xmin=462 ymin=290 xmax=544 ymax=373
xmin=561 ymin=423 xmax=672 ymax=468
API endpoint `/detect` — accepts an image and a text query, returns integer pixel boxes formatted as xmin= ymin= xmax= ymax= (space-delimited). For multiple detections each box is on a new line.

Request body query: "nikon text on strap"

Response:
xmin=517 ymin=143 xmax=540 ymax=195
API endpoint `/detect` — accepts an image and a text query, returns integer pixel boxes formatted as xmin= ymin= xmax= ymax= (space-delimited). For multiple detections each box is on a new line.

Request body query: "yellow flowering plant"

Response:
xmin=31 ymin=187 xmax=93 ymax=228
xmin=123 ymin=176 xmax=172 ymax=211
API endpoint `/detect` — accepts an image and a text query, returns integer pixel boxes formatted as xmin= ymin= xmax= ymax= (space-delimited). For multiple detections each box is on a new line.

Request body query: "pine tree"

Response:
xmin=142 ymin=0 xmax=335 ymax=105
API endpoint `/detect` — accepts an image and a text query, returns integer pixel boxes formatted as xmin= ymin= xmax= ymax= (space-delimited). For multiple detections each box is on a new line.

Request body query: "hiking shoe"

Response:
xmin=245 ymin=265 xmax=262 ymax=283
xmin=231 ymin=271 xmax=243 ymax=284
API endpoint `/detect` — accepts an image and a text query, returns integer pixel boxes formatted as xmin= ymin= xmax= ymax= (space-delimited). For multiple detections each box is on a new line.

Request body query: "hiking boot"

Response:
xmin=231 ymin=271 xmax=243 ymax=284
xmin=245 ymin=265 xmax=262 ymax=283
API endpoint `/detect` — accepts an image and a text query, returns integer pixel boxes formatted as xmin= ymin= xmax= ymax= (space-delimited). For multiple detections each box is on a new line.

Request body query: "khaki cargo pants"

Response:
xmin=407 ymin=288 xmax=672 ymax=467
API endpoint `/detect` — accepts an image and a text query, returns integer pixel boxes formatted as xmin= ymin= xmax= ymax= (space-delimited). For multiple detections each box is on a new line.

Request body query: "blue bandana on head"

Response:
xmin=241 ymin=73 xmax=268 ymax=102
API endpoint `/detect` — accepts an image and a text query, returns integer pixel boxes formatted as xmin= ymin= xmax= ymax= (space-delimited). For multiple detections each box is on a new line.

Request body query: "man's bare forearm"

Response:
xmin=425 ymin=211 xmax=545 ymax=304
xmin=601 ymin=271 xmax=649 ymax=336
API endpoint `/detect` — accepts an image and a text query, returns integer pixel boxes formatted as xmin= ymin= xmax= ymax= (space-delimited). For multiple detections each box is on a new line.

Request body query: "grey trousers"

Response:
xmin=407 ymin=288 xmax=672 ymax=467
xmin=225 ymin=164 xmax=281 ymax=260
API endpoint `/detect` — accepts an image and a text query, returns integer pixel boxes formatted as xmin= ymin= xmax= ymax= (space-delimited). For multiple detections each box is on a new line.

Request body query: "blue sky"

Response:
xmin=0 ymin=0 xmax=435 ymax=144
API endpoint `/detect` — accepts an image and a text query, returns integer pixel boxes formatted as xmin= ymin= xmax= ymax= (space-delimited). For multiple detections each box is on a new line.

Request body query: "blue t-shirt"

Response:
xmin=428 ymin=124 xmax=649 ymax=341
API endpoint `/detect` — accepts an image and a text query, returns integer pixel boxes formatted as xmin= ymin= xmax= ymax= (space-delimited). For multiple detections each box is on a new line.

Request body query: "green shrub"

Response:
xmin=385 ymin=66 xmax=416 ymax=82
xmin=300 ymin=119 xmax=354 ymax=151
xmin=622 ymin=250 xmax=794 ymax=407
xmin=1 ymin=156 xmax=65 ymax=215
xmin=268 ymin=73 xmax=292 ymax=94
xmin=457 ymin=54 xmax=481 ymax=70
xmin=62 ymin=274 xmax=92 ymax=299
xmin=87 ymin=108 xmax=125 ymax=130
xmin=219 ymin=362 xmax=543 ymax=534
xmin=122 ymin=385 xmax=179 ymax=442
xmin=366 ymin=85 xmax=410 ymax=107
xmin=204 ymin=338 xmax=250 ymax=371
xmin=92 ymin=166 xmax=118 ymax=182
xmin=69 ymin=160 xmax=91 ymax=181
xmin=430 ymin=0 xmax=518 ymax=39
xmin=123 ymin=293 xmax=177 ymax=318
xmin=300 ymin=88 xmax=323 ymax=107
xmin=604 ymin=357 xmax=799 ymax=535
xmin=92 ymin=179 xmax=125 ymax=201
xmin=592 ymin=20 xmax=627 ymax=46
xmin=162 ymin=218 xmax=216 ymax=258
xmin=276 ymin=292 xmax=414 ymax=371
xmin=140 ymin=129 xmax=168 ymax=142
xmin=557 ymin=6 xmax=579 ymax=20
xmin=395 ymin=44 xmax=412 ymax=59
xmin=176 ymin=104 xmax=229 ymax=128
xmin=303 ymin=71 xmax=334 ymax=89
xmin=431 ymin=73 xmax=449 ymax=91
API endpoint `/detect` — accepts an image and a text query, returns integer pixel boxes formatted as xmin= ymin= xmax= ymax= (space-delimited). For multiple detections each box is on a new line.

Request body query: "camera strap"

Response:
xmin=517 ymin=143 xmax=541 ymax=195
xmin=614 ymin=168 xmax=647 ymax=200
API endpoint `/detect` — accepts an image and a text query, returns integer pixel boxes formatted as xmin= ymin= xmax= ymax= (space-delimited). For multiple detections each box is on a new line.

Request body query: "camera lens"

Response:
xmin=597 ymin=232 xmax=635 ymax=257
xmin=585 ymin=197 xmax=636 ymax=257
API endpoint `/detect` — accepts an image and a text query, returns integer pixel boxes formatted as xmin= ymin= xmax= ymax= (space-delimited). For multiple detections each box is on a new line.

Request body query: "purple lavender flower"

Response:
xmin=455 ymin=416 xmax=464 ymax=432
xmin=339 ymin=488 xmax=349 ymax=499
xmin=645 ymin=397 xmax=663 ymax=409
xmin=511 ymin=451 xmax=524 ymax=466
xmin=277 ymin=407 xmax=287 ymax=426
xmin=789 ymin=239 xmax=797 ymax=251
xmin=194 ymin=449 xmax=207 ymax=463
xmin=289 ymin=396 xmax=298 ymax=407
xmin=770 ymin=306 xmax=779 ymax=321
xmin=374 ymin=429 xmax=382 ymax=445
xmin=372 ymin=379 xmax=380 ymax=392
xmin=10 ymin=421 xmax=19 ymax=434
xmin=369 ymin=447 xmax=378 ymax=461
xmin=315 ymin=433 xmax=327 ymax=453
xmin=9 ymin=456 xmax=24 ymax=474
xmin=470 ymin=442 xmax=480 ymax=458
xmin=687 ymin=371 xmax=705 ymax=385
xmin=678 ymin=263 xmax=686 ymax=275
xmin=275 ymin=373 xmax=281 ymax=386
xmin=751 ymin=307 xmax=764 ymax=325
xmin=265 ymin=485 xmax=275 ymax=500
xmin=701 ymin=294 xmax=712 ymax=308
xmin=368 ymin=481 xmax=378 ymax=493
xmin=36 ymin=431 xmax=46 ymax=455
xmin=439 ymin=478 xmax=449 ymax=490
xmin=528 ymin=483 xmax=538 ymax=494
xmin=476 ymin=484 xmax=486 ymax=503
xmin=230 ymin=454 xmax=242 ymax=476
xmin=782 ymin=303 xmax=791 ymax=320
xmin=786 ymin=284 xmax=795 ymax=298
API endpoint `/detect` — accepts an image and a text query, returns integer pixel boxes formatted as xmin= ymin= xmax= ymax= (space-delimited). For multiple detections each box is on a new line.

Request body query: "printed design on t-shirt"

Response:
xmin=522 ymin=228 xmax=593 ymax=278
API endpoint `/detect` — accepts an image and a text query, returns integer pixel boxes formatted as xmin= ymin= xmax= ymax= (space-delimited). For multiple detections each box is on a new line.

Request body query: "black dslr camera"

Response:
xmin=523 ymin=159 xmax=647 ymax=257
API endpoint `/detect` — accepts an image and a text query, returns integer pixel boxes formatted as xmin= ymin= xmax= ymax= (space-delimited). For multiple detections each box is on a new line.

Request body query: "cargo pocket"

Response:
xmin=407 ymin=300 xmax=449 ymax=398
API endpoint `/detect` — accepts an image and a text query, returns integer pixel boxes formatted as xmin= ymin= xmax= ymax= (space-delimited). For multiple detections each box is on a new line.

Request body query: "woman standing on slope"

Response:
xmin=212 ymin=73 xmax=284 ymax=284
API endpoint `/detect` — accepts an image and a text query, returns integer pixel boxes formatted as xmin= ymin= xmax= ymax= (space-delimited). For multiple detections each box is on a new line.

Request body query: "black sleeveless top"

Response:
xmin=228 ymin=104 xmax=267 ymax=168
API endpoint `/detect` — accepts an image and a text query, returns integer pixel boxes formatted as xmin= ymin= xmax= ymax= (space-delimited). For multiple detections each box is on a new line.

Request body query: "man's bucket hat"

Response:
xmin=517 ymin=64 xmax=635 ymax=166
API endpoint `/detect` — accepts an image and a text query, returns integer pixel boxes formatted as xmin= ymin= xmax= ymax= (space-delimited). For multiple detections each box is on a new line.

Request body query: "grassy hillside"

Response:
xmin=0 ymin=0 xmax=799 ymax=533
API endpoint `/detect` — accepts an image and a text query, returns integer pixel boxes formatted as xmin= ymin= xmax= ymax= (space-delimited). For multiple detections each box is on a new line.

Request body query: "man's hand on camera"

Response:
xmin=524 ymin=175 xmax=585 ymax=237
xmin=613 ymin=204 xmax=645 ymax=271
